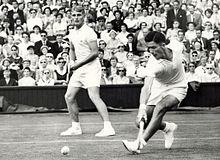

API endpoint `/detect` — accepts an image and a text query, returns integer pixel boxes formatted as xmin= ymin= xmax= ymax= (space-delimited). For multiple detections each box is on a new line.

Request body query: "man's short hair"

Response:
xmin=145 ymin=31 xmax=166 ymax=44
xmin=72 ymin=6 xmax=85 ymax=14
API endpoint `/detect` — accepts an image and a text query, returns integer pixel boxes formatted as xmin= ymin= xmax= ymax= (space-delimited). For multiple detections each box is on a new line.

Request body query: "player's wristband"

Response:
xmin=139 ymin=104 xmax=147 ymax=110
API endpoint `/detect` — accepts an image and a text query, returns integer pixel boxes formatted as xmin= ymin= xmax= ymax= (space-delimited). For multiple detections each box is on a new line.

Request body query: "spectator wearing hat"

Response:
xmin=27 ymin=9 xmax=43 ymax=32
xmin=30 ymin=25 xmax=41 ymax=43
xmin=0 ymin=69 xmax=17 ymax=86
xmin=18 ymin=67 xmax=36 ymax=86
xmin=34 ymin=30 xmax=54 ymax=56
xmin=111 ymin=10 xmax=124 ymax=32
xmin=0 ymin=58 xmax=18 ymax=80
xmin=106 ymin=30 xmax=120 ymax=57
xmin=114 ymin=42 xmax=128 ymax=63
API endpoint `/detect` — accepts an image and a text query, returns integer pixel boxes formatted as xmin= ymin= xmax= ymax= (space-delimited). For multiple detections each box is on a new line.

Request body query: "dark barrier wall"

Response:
xmin=0 ymin=83 xmax=219 ymax=110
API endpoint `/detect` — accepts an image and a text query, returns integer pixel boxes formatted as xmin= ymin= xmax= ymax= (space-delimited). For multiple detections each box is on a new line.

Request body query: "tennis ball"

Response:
xmin=61 ymin=146 xmax=70 ymax=155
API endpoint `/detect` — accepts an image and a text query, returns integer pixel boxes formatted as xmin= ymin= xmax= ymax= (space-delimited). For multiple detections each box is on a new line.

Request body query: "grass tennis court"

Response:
xmin=1 ymin=109 xmax=220 ymax=160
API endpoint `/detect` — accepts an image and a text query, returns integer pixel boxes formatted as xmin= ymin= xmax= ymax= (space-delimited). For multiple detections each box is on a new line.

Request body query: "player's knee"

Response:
xmin=64 ymin=93 xmax=75 ymax=103
xmin=154 ymin=103 xmax=167 ymax=116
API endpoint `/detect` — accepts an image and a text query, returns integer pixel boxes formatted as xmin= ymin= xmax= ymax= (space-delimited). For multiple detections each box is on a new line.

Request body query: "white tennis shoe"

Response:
xmin=122 ymin=140 xmax=141 ymax=154
xmin=164 ymin=122 xmax=178 ymax=149
xmin=60 ymin=127 xmax=82 ymax=136
xmin=95 ymin=127 xmax=115 ymax=137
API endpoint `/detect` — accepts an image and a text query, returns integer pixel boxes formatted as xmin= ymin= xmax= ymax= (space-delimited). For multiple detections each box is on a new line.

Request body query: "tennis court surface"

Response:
xmin=1 ymin=109 xmax=220 ymax=160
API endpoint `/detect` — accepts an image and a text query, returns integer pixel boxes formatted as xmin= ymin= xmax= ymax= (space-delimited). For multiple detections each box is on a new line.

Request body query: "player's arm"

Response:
xmin=137 ymin=76 xmax=154 ymax=122
xmin=69 ymin=41 xmax=76 ymax=61
xmin=70 ymin=40 xmax=98 ymax=70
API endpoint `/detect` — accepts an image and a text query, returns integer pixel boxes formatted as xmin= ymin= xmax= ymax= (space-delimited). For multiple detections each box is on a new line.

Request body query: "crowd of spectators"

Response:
xmin=0 ymin=0 xmax=220 ymax=86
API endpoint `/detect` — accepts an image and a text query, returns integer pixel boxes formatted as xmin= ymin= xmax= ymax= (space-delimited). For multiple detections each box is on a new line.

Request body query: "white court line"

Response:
xmin=1 ymin=137 xmax=220 ymax=145
xmin=0 ymin=120 xmax=220 ymax=127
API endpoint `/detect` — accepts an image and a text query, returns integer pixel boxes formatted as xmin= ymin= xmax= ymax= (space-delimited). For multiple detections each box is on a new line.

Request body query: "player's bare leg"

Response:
xmin=88 ymin=87 xmax=115 ymax=137
xmin=60 ymin=86 xmax=82 ymax=136
xmin=141 ymin=95 xmax=179 ymax=146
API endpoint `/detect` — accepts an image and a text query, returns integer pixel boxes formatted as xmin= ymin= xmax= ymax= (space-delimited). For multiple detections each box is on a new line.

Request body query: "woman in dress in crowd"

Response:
xmin=37 ymin=68 xmax=55 ymax=86
xmin=166 ymin=20 xmax=181 ymax=40
xmin=112 ymin=66 xmax=130 ymax=84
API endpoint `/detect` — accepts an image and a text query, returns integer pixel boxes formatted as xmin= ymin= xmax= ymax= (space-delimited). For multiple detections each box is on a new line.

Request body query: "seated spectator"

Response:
xmin=24 ymin=45 xmax=39 ymax=71
xmin=152 ymin=8 xmax=167 ymax=32
xmin=190 ymin=51 xmax=200 ymax=66
xmin=98 ymin=48 xmax=111 ymax=68
xmin=209 ymin=30 xmax=220 ymax=45
xmin=124 ymin=12 xmax=138 ymax=33
xmin=54 ymin=57 xmax=68 ymax=85
xmin=13 ymin=25 xmax=23 ymax=44
xmin=185 ymin=62 xmax=202 ymax=82
xmin=191 ymin=40 xmax=207 ymax=59
xmin=202 ymin=21 xmax=214 ymax=40
xmin=17 ymin=59 xmax=35 ymax=80
xmin=0 ymin=58 xmax=18 ymax=80
xmin=98 ymin=39 xmax=111 ymax=60
xmin=195 ymin=56 xmax=208 ymax=78
xmin=185 ymin=22 xmax=197 ymax=43
xmin=136 ymin=27 xmax=150 ymax=56
xmin=211 ymin=41 xmax=220 ymax=61
xmin=112 ymin=65 xmax=130 ymax=84
xmin=41 ymin=7 xmax=54 ymax=38
xmin=124 ymin=33 xmax=138 ymax=56
xmin=106 ymin=30 xmax=120 ymax=56
xmin=18 ymin=32 xmax=34 ymax=58
xmin=0 ymin=69 xmax=17 ymax=86
xmin=166 ymin=20 xmax=181 ymax=41
xmin=18 ymin=67 xmax=36 ymax=86
xmin=30 ymin=25 xmax=41 ymax=43
xmin=37 ymin=68 xmax=55 ymax=86
xmin=116 ymin=23 xmax=129 ymax=45
xmin=108 ymin=56 xmax=118 ymax=81
xmin=137 ymin=7 xmax=153 ymax=30
xmin=202 ymin=9 xmax=215 ymax=30
xmin=8 ymin=45 xmax=23 ymax=70
xmin=201 ymin=63 xmax=220 ymax=82
xmin=53 ymin=13 xmax=67 ymax=35
xmin=114 ymin=42 xmax=128 ymax=63
xmin=100 ymin=66 xmax=112 ymax=85
xmin=2 ymin=35 xmax=14 ymax=58
xmin=35 ymin=55 xmax=54 ymax=82
xmin=94 ymin=16 xmax=106 ymax=39
xmin=192 ymin=29 xmax=211 ymax=52
xmin=27 ymin=9 xmax=43 ymax=32
xmin=46 ymin=53 xmax=56 ymax=70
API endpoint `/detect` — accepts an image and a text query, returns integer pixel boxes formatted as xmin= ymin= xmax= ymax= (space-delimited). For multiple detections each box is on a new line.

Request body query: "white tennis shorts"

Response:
xmin=68 ymin=63 xmax=101 ymax=88
xmin=147 ymin=80 xmax=188 ymax=106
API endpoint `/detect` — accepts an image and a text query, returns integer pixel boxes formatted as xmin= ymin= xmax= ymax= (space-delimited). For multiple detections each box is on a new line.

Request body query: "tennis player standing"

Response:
xmin=60 ymin=6 xmax=115 ymax=137
xmin=123 ymin=31 xmax=188 ymax=153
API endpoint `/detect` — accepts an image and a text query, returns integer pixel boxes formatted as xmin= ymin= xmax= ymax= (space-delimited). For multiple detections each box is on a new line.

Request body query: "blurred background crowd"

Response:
xmin=0 ymin=0 xmax=220 ymax=86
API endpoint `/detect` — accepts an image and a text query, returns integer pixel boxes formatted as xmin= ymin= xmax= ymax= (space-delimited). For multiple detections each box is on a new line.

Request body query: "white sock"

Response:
xmin=163 ymin=122 xmax=170 ymax=133
xmin=104 ymin=121 xmax=112 ymax=128
xmin=72 ymin=121 xmax=80 ymax=128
